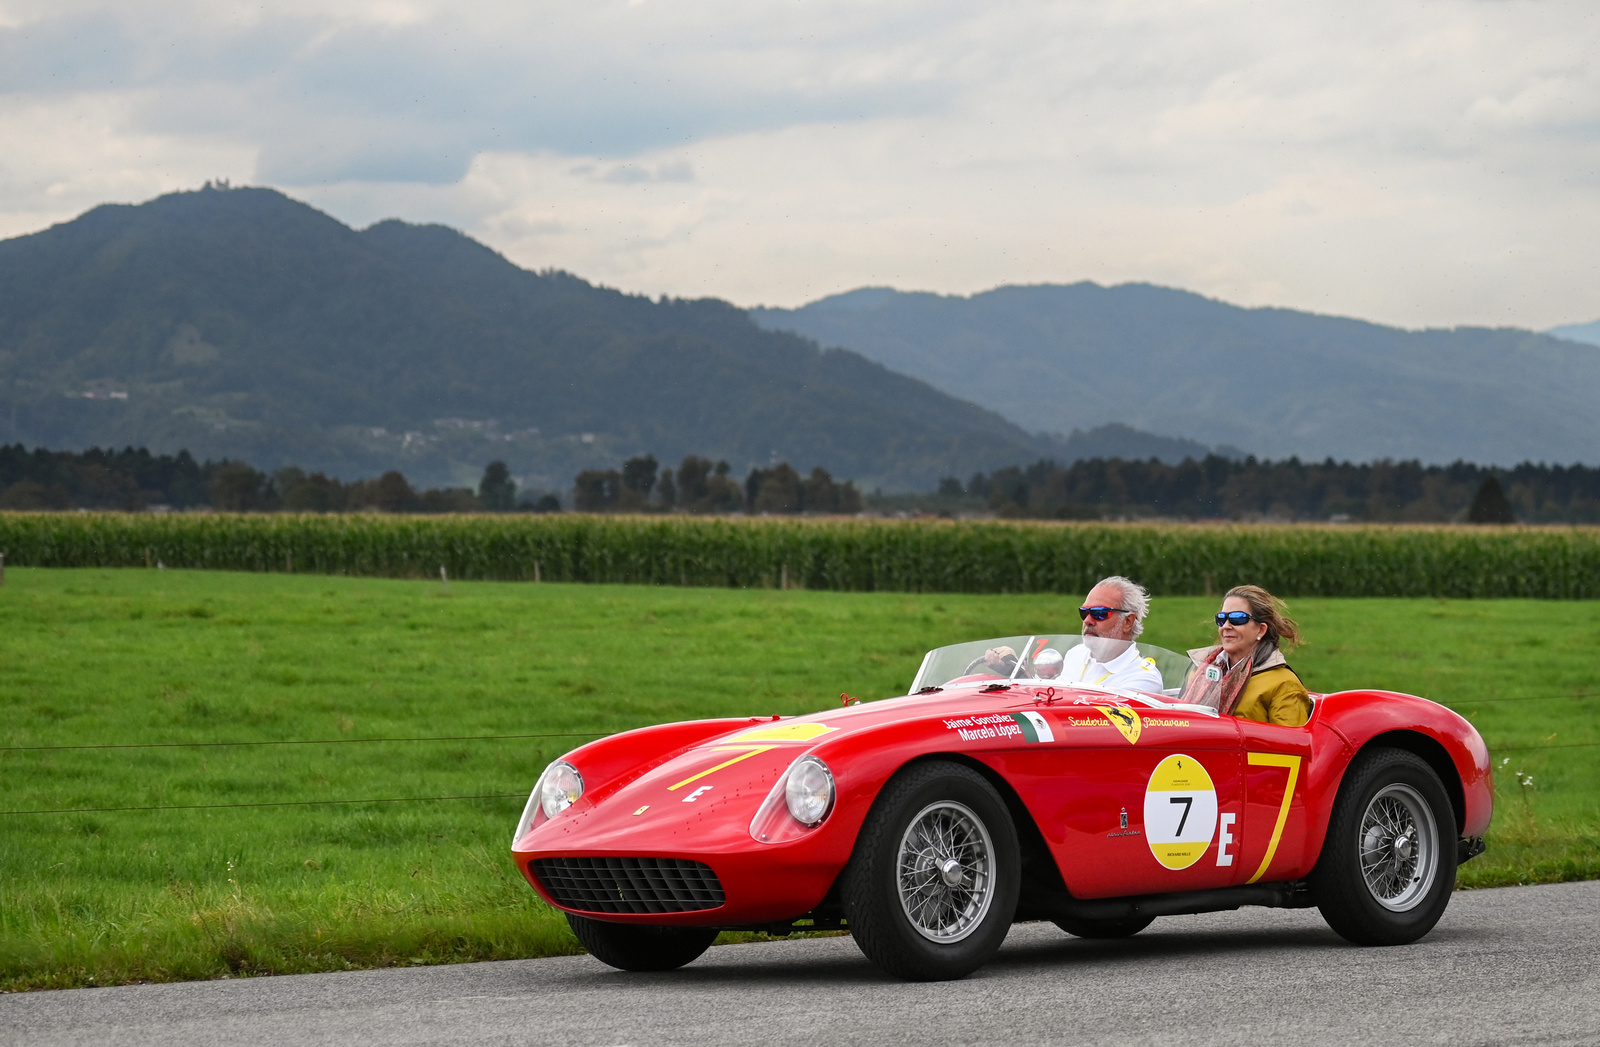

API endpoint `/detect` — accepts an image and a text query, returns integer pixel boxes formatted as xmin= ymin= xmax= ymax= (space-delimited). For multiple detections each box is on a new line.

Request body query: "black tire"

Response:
xmin=565 ymin=913 xmax=719 ymax=972
xmin=1053 ymin=914 xmax=1155 ymax=939
xmin=841 ymin=760 xmax=1021 ymax=981
xmin=1310 ymin=747 xmax=1458 ymax=946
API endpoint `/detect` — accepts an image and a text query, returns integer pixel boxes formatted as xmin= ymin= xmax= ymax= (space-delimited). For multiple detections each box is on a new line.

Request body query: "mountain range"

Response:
xmin=8 ymin=185 xmax=1592 ymax=496
xmin=1548 ymin=319 xmax=1600 ymax=347
xmin=0 ymin=186 xmax=1107 ymax=491
xmin=752 ymin=285 xmax=1600 ymax=466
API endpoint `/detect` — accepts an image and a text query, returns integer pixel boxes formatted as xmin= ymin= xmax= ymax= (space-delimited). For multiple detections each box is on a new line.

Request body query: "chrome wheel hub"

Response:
xmin=897 ymin=800 xmax=995 ymax=943
xmin=1358 ymin=783 xmax=1439 ymax=912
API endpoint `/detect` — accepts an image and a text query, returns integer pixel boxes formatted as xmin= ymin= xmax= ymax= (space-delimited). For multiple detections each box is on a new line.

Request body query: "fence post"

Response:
xmin=439 ymin=565 xmax=449 ymax=594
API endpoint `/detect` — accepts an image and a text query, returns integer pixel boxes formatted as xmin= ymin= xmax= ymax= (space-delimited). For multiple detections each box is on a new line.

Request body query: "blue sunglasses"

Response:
xmin=1216 ymin=611 xmax=1260 ymax=626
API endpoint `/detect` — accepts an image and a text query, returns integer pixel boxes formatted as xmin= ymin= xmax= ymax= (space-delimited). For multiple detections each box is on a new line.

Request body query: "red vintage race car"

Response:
xmin=511 ymin=634 xmax=1492 ymax=981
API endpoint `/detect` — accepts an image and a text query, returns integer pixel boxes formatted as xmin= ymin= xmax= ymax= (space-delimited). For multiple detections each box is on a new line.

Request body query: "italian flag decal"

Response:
xmin=1011 ymin=711 xmax=1055 ymax=743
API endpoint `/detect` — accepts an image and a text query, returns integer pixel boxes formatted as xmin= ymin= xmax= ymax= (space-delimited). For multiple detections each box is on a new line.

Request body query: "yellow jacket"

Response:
xmin=1231 ymin=662 xmax=1312 ymax=727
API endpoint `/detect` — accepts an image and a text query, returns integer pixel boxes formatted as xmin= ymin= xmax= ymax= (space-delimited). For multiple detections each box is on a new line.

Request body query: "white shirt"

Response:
xmin=1058 ymin=639 xmax=1164 ymax=694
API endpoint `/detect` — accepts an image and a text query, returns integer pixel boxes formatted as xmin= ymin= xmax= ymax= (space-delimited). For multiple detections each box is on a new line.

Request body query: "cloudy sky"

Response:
xmin=1 ymin=0 xmax=1597 ymax=329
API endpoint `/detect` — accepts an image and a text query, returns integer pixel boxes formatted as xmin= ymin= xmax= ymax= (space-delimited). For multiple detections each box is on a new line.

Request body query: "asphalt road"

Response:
xmin=5 ymin=881 xmax=1595 ymax=1047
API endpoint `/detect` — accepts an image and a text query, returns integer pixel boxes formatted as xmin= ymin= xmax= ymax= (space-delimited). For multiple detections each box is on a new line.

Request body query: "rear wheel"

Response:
xmin=566 ymin=913 xmax=719 ymax=971
xmin=1311 ymin=747 xmax=1457 ymax=945
xmin=1053 ymin=914 xmax=1154 ymax=939
xmin=841 ymin=760 xmax=1020 ymax=981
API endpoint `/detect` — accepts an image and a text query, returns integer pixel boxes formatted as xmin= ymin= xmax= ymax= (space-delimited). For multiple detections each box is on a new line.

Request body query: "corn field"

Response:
xmin=2 ymin=512 xmax=1598 ymax=598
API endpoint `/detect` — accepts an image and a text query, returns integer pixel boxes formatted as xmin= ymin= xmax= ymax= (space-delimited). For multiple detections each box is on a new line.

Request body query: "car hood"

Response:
xmin=516 ymin=682 xmax=1139 ymax=855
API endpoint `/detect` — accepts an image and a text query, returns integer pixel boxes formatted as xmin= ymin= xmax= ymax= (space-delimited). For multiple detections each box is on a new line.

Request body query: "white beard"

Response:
xmin=1081 ymin=634 xmax=1132 ymax=664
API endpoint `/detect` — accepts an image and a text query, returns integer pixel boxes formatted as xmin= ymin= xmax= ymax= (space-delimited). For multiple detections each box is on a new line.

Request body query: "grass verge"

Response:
xmin=1 ymin=568 xmax=1595 ymax=989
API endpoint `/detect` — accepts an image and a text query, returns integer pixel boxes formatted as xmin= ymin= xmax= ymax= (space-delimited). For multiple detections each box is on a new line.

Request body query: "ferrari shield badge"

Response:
xmin=1096 ymin=706 xmax=1143 ymax=744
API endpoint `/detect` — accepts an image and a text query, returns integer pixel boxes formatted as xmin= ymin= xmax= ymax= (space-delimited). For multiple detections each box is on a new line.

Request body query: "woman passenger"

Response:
xmin=1183 ymin=584 xmax=1311 ymax=726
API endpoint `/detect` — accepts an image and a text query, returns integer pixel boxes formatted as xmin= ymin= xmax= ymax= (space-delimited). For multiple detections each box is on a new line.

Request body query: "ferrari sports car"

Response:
xmin=511 ymin=634 xmax=1491 ymax=981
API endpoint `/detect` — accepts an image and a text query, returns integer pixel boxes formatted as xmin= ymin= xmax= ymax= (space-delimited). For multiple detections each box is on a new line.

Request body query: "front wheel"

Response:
xmin=1310 ymin=747 xmax=1457 ymax=946
xmin=566 ymin=913 xmax=719 ymax=971
xmin=841 ymin=760 xmax=1020 ymax=981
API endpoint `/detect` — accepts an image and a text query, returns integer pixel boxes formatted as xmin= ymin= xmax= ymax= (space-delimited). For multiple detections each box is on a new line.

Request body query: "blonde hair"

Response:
xmin=1223 ymin=584 xmax=1301 ymax=651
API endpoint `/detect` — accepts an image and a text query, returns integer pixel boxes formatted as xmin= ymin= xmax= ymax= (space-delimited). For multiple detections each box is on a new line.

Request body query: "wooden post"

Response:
xmin=534 ymin=559 xmax=541 ymax=583
xmin=780 ymin=563 xmax=788 ymax=590
xmin=145 ymin=547 xmax=152 ymax=569
xmin=439 ymin=565 xmax=449 ymax=594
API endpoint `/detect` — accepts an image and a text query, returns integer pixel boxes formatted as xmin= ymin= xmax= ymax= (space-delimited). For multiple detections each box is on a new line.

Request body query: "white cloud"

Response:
xmin=1 ymin=0 xmax=1598 ymax=327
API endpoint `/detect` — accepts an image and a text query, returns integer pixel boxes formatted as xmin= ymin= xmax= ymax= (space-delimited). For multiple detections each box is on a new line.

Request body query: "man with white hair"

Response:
xmin=1058 ymin=575 xmax=1164 ymax=693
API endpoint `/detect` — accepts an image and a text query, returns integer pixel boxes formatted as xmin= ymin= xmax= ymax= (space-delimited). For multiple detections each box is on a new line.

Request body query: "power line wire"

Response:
xmin=0 ymin=792 xmax=526 ymax=817
xmin=2 ymin=739 xmax=1593 ymax=818
xmin=0 ymin=731 xmax=608 ymax=753
xmin=5 ymin=687 xmax=1597 ymax=753
xmin=1438 ymin=693 xmax=1600 ymax=705
xmin=1 ymin=706 xmax=1592 ymax=754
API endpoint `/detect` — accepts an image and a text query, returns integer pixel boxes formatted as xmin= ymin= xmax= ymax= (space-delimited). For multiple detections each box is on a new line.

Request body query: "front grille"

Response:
xmin=531 ymin=856 xmax=726 ymax=914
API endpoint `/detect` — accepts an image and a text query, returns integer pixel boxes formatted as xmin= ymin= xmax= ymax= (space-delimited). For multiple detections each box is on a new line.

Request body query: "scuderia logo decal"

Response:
xmin=1098 ymin=706 xmax=1142 ymax=744
xmin=1143 ymin=754 xmax=1218 ymax=870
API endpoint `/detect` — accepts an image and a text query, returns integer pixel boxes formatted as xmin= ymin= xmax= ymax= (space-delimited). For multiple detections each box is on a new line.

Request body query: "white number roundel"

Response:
xmin=1143 ymin=754 xmax=1218 ymax=870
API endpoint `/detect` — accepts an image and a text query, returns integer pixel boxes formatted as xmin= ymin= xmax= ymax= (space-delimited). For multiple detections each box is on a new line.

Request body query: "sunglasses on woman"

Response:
xmin=1079 ymin=606 xmax=1130 ymax=621
xmin=1215 ymin=611 xmax=1260 ymax=626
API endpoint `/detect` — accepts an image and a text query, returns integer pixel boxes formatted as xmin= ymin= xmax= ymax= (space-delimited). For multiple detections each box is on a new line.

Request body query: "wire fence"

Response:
xmin=1 ymin=793 xmax=528 ymax=816
xmin=0 ymin=731 xmax=605 ymax=753
xmin=0 ymin=699 xmax=1588 ymax=818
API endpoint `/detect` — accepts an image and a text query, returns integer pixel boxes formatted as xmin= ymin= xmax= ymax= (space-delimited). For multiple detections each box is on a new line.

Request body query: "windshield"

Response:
xmin=910 ymin=635 xmax=1194 ymax=697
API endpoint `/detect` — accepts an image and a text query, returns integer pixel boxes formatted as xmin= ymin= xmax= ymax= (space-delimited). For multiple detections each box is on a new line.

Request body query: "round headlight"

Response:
xmin=538 ymin=760 xmax=584 ymax=819
xmin=784 ymin=756 xmax=835 ymax=827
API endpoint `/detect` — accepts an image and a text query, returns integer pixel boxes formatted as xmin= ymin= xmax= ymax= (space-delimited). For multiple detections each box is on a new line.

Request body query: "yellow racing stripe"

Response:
xmin=667 ymin=746 xmax=778 ymax=791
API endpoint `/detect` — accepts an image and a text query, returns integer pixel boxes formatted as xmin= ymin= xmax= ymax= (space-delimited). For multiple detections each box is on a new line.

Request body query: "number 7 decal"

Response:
xmin=1245 ymin=752 xmax=1303 ymax=884
xmin=1169 ymin=795 xmax=1193 ymax=835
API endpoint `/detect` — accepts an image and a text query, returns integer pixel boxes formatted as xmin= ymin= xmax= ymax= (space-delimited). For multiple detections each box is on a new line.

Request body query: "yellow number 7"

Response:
xmin=1246 ymin=752 xmax=1303 ymax=884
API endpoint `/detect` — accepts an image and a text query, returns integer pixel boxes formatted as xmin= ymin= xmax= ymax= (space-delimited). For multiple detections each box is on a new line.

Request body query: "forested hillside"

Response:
xmin=951 ymin=456 xmax=1594 ymax=523
xmin=0 ymin=186 xmax=1056 ymax=491
xmin=753 ymin=285 xmax=1600 ymax=466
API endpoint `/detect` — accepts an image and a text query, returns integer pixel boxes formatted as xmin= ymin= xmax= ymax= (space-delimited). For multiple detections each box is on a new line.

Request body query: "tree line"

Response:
xmin=0 ymin=445 xmax=558 ymax=514
xmin=7 ymin=442 xmax=1598 ymax=523
xmin=574 ymin=455 xmax=862 ymax=515
xmin=0 ymin=444 xmax=862 ymax=516
xmin=950 ymin=455 xmax=1583 ymax=523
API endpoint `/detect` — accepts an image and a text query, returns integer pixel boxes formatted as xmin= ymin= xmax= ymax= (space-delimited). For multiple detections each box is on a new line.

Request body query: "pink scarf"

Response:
xmin=1180 ymin=645 xmax=1254 ymax=715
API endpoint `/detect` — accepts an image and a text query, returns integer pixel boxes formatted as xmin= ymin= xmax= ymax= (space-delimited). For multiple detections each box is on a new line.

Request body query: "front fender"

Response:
xmin=540 ymin=717 xmax=784 ymax=812
xmin=1314 ymin=690 xmax=1493 ymax=839
xmin=796 ymin=712 xmax=1040 ymax=879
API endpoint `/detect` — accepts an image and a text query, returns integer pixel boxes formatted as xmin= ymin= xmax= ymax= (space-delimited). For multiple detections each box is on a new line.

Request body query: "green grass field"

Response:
xmin=2 ymin=568 xmax=1596 ymax=991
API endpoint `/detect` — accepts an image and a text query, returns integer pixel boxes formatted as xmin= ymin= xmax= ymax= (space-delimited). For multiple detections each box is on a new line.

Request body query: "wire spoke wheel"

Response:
xmin=896 ymin=800 xmax=995 ymax=943
xmin=1312 ymin=747 xmax=1459 ymax=946
xmin=1357 ymin=783 xmax=1439 ymax=912
xmin=843 ymin=761 xmax=1019 ymax=979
